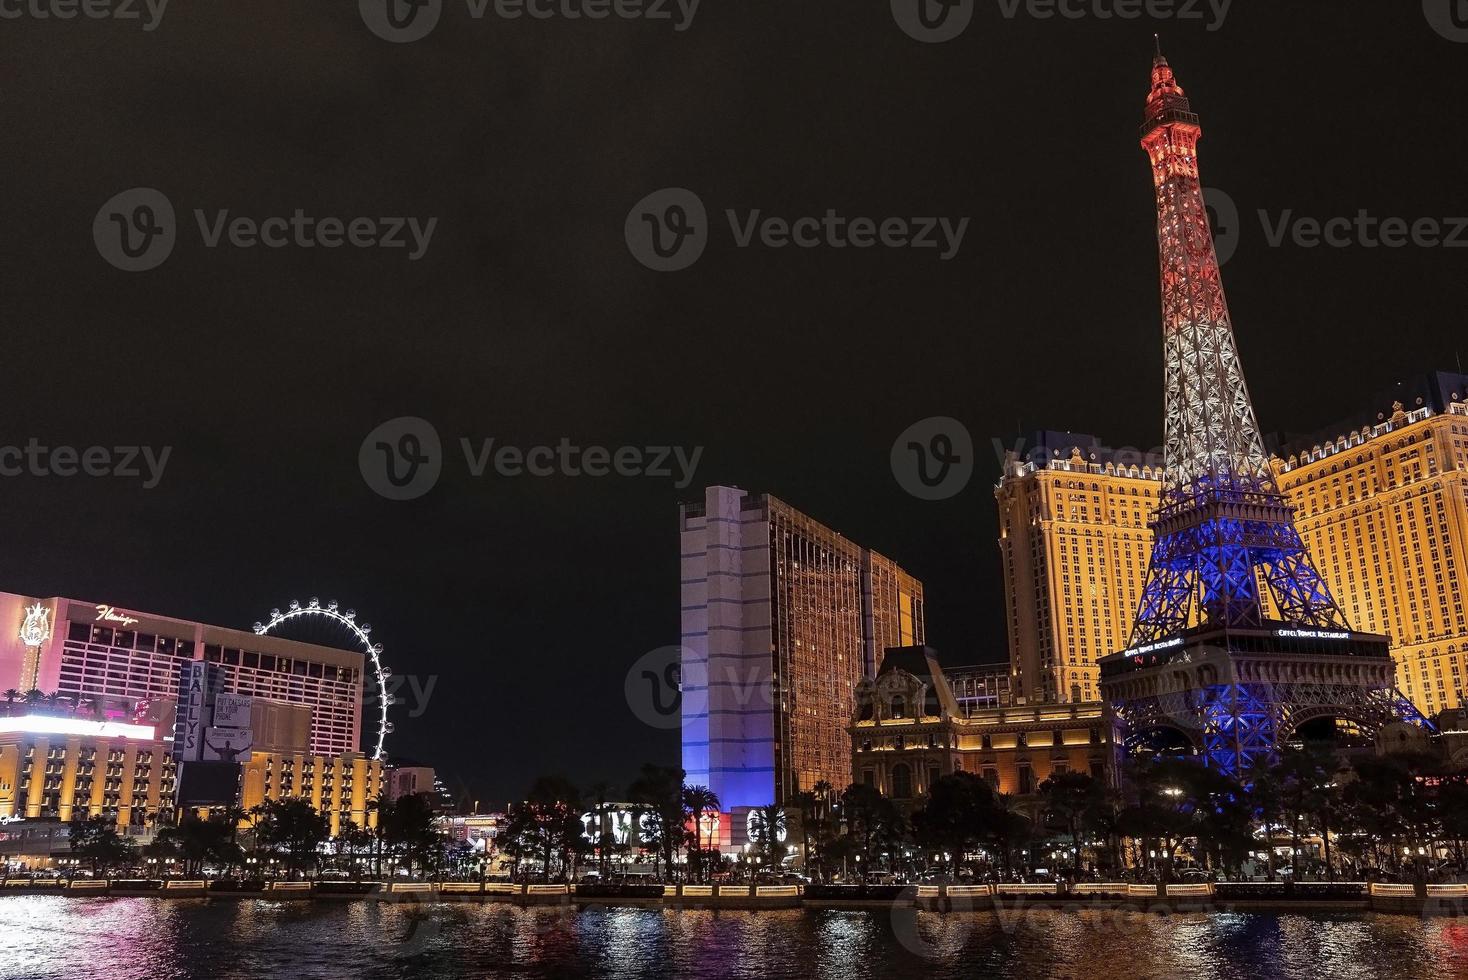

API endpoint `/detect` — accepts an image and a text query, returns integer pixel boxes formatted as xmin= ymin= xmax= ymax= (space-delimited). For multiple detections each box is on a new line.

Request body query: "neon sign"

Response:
xmin=0 ymin=715 xmax=155 ymax=740
xmin=1276 ymin=629 xmax=1351 ymax=640
xmin=95 ymin=605 xmax=140 ymax=627
xmin=1125 ymin=637 xmax=1183 ymax=658
xmin=19 ymin=603 xmax=51 ymax=648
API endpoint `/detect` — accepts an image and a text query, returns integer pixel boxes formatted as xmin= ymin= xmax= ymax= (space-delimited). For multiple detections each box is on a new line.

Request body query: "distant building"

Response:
xmin=386 ymin=763 xmax=436 ymax=801
xmin=0 ymin=704 xmax=380 ymax=866
xmin=996 ymin=374 xmax=1468 ymax=715
xmin=944 ymin=663 xmax=1016 ymax=713
xmin=851 ymin=647 xmax=1115 ymax=812
xmin=680 ymin=487 xmax=924 ymax=809
xmin=0 ymin=591 xmax=366 ymax=757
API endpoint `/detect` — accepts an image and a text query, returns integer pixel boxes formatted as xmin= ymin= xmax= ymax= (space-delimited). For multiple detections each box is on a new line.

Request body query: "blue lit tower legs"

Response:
xmin=1100 ymin=47 xmax=1422 ymax=777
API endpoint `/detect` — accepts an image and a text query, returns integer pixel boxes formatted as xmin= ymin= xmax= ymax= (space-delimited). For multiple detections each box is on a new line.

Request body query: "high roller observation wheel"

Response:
xmin=252 ymin=597 xmax=393 ymax=762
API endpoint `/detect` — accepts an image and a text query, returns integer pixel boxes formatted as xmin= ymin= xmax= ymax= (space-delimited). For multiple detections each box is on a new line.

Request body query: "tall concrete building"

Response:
xmin=679 ymin=487 xmax=923 ymax=809
xmin=997 ymin=372 xmax=1468 ymax=715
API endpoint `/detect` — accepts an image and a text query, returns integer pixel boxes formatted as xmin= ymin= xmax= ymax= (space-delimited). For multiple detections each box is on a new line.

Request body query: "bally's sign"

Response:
xmin=174 ymin=662 xmax=214 ymax=762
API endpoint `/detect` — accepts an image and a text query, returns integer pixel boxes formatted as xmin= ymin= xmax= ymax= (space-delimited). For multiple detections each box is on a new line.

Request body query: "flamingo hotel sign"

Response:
xmin=95 ymin=604 xmax=140 ymax=627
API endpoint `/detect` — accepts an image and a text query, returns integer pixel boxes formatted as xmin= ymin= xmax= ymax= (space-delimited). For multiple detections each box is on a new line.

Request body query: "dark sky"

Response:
xmin=2 ymin=2 xmax=1465 ymax=806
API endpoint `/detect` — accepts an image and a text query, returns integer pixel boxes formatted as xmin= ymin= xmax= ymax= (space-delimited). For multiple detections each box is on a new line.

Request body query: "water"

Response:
xmin=3 ymin=896 xmax=1468 ymax=980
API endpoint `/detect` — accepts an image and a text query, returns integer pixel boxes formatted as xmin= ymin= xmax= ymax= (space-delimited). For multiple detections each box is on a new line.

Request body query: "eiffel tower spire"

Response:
xmin=1129 ymin=51 xmax=1350 ymax=643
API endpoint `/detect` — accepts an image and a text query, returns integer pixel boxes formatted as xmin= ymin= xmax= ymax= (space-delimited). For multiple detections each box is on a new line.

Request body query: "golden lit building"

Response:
xmin=680 ymin=487 xmax=924 ymax=809
xmin=995 ymin=434 xmax=1162 ymax=705
xmin=1276 ymin=379 xmax=1468 ymax=716
xmin=240 ymin=750 xmax=380 ymax=836
xmin=0 ymin=707 xmax=379 ymax=853
xmin=998 ymin=373 xmax=1468 ymax=714
xmin=0 ymin=716 xmax=177 ymax=830
xmin=851 ymin=647 xmax=1114 ymax=809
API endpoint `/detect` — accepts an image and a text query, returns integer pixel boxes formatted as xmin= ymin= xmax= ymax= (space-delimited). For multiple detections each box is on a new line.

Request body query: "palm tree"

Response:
xmin=588 ymin=781 xmax=616 ymax=878
xmin=749 ymin=805 xmax=787 ymax=871
xmin=2 ymin=689 xmax=18 ymax=714
xmin=367 ymin=793 xmax=396 ymax=878
xmin=681 ymin=785 xmax=721 ymax=882
xmin=790 ymin=791 xmax=818 ymax=876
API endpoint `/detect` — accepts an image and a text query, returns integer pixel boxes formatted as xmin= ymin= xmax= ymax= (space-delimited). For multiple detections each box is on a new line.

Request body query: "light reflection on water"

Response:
xmin=1 ymin=896 xmax=1466 ymax=980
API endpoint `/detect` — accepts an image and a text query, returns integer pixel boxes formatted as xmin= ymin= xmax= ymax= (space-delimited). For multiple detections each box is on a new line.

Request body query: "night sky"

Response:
xmin=2 ymin=3 xmax=1465 ymax=806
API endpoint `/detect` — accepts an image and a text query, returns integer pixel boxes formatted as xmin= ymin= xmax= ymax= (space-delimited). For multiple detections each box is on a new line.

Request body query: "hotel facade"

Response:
xmin=0 ymin=704 xmax=381 ymax=862
xmin=997 ymin=372 xmax=1468 ymax=715
xmin=0 ymin=592 xmax=365 ymax=758
xmin=679 ymin=487 xmax=924 ymax=809
xmin=851 ymin=646 xmax=1114 ymax=810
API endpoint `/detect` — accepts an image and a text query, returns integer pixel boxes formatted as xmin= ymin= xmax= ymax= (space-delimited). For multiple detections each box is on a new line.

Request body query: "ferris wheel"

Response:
xmin=252 ymin=597 xmax=394 ymax=761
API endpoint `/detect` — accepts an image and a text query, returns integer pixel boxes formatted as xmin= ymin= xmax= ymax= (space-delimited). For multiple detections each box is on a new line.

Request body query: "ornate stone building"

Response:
xmin=850 ymin=647 xmax=1115 ymax=811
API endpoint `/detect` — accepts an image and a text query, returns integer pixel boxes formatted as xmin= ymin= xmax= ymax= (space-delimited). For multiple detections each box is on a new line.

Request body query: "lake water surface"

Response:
xmin=3 ymin=895 xmax=1467 ymax=979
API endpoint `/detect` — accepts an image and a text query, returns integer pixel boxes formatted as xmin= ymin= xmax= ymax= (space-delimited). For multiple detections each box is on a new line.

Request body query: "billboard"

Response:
xmin=212 ymin=693 xmax=253 ymax=730
xmin=202 ymin=726 xmax=253 ymax=763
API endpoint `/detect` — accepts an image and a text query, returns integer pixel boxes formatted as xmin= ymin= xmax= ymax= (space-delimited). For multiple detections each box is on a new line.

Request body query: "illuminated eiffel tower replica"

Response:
xmin=1097 ymin=44 xmax=1424 ymax=777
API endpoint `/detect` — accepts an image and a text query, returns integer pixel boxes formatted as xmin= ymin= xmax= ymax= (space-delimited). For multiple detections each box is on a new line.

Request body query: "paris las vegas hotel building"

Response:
xmin=997 ymin=370 xmax=1468 ymax=718
xmin=0 ymin=592 xmax=382 ymax=855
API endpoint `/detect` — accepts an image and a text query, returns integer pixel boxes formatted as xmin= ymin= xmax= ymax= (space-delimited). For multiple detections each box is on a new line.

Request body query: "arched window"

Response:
xmin=889 ymin=696 xmax=907 ymax=719
xmin=891 ymin=764 xmax=912 ymax=800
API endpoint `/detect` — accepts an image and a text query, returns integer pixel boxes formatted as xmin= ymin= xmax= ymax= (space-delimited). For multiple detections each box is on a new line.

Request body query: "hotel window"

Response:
xmin=891 ymin=764 xmax=912 ymax=800
xmin=1017 ymin=765 xmax=1034 ymax=795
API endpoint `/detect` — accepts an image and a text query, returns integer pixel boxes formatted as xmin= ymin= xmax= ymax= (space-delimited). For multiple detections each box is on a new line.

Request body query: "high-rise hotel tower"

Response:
xmin=679 ymin=487 xmax=924 ymax=808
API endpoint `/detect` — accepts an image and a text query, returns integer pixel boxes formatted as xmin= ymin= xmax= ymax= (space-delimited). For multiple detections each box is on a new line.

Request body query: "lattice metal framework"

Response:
xmin=1129 ymin=47 xmax=1350 ymax=645
xmin=1120 ymin=678 xmax=1429 ymax=776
